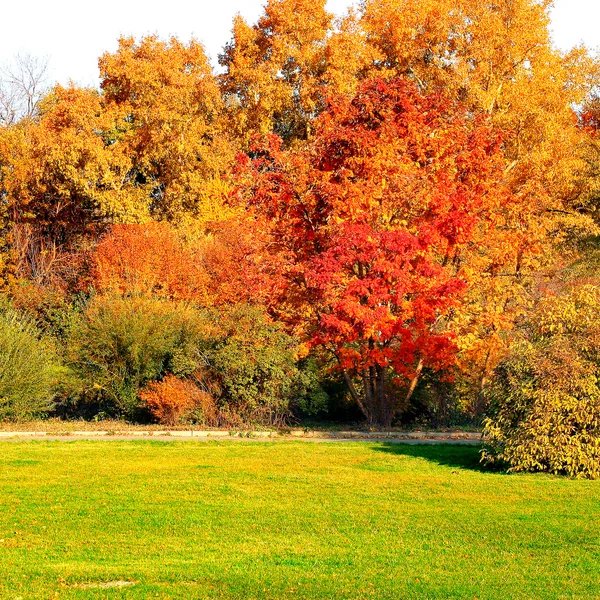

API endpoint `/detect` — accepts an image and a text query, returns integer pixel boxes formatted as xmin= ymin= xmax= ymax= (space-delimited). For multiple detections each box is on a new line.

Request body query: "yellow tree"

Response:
xmin=219 ymin=0 xmax=378 ymax=146
xmin=0 ymin=84 xmax=133 ymax=285
xmin=358 ymin=0 xmax=599 ymax=216
xmin=99 ymin=36 xmax=236 ymax=223
xmin=219 ymin=0 xmax=333 ymax=144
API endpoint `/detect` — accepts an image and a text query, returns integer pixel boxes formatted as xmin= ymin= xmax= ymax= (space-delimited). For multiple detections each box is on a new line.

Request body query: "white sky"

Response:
xmin=0 ymin=0 xmax=597 ymax=88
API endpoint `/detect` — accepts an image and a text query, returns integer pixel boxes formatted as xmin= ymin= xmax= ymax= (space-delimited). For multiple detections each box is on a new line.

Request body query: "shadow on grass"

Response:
xmin=373 ymin=442 xmax=506 ymax=474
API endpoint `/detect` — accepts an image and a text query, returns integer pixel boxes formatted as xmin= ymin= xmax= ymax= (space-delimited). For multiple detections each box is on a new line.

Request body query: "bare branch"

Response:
xmin=0 ymin=53 xmax=50 ymax=125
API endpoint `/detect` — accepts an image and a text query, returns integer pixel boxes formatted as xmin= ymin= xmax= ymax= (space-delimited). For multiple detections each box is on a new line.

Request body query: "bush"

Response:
xmin=140 ymin=374 xmax=219 ymax=426
xmin=67 ymin=295 xmax=201 ymax=418
xmin=196 ymin=305 xmax=307 ymax=426
xmin=68 ymin=297 xmax=315 ymax=425
xmin=0 ymin=302 xmax=59 ymax=420
xmin=293 ymin=357 xmax=329 ymax=417
xmin=483 ymin=285 xmax=600 ymax=478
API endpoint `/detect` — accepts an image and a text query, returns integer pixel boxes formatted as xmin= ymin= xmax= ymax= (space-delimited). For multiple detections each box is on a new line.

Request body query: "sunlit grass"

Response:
xmin=1 ymin=441 xmax=599 ymax=599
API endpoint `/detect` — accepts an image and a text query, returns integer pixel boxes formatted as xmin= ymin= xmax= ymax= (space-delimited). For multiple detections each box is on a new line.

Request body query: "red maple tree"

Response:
xmin=237 ymin=77 xmax=514 ymax=425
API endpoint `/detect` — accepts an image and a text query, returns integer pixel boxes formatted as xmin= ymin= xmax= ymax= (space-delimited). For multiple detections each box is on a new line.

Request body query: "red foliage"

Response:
xmin=237 ymin=77 xmax=514 ymax=424
xmin=308 ymin=222 xmax=464 ymax=379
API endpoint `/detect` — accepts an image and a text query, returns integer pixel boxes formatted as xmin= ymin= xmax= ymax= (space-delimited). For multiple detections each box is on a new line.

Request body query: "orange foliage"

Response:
xmin=140 ymin=375 xmax=219 ymax=426
xmin=197 ymin=219 xmax=287 ymax=310
xmin=219 ymin=0 xmax=333 ymax=144
xmin=0 ymin=85 xmax=122 ymax=283
xmin=92 ymin=222 xmax=208 ymax=302
xmin=91 ymin=219 xmax=284 ymax=309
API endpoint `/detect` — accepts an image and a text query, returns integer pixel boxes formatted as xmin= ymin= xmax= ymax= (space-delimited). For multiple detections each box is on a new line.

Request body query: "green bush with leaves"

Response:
xmin=0 ymin=302 xmax=59 ymax=420
xmin=293 ymin=357 xmax=329 ymax=417
xmin=67 ymin=295 xmax=202 ymax=418
xmin=483 ymin=285 xmax=600 ymax=479
xmin=196 ymin=305 xmax=309 ymax=426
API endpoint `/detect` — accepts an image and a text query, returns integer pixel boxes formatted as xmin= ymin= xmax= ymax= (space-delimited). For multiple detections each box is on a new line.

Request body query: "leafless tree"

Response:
xmin=0 ymin=53 xmax=49 ymax=126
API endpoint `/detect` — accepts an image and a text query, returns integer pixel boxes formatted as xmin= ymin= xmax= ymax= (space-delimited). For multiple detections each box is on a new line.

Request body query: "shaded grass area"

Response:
xmin=0 ymin=441 xmax=599 ymax=599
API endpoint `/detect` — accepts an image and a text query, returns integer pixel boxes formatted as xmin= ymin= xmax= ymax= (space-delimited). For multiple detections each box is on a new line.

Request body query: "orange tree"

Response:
xmin=219 ymin=0 xmax=333 ymax=145
xmin=218 ymin=0 xmax=376 ymax=147
xmin=237 ymin=77 xmax=527 ymax=426
xmin=90 ymin=219 xmax=285 ymax=310
xmin=355 ymin=0 xmax=600 ymax=404
xmin=99 ymin=36 xmax=235 ymax=223
xmin=91 ymin=222 xmax=209 ymax=302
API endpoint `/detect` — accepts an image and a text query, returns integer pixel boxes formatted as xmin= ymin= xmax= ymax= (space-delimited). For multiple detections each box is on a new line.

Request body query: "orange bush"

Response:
xmin=140 ymin=375 xmax=219 ymax=426
xmin=92 ymin=222 xmax=209 ymax=302
xmin=91 ymin=219 xmax=285 ymax=310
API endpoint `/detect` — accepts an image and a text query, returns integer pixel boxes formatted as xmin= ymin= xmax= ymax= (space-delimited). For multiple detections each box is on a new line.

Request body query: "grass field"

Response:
xmin=0 ymin=441 xmax=599 ymax=599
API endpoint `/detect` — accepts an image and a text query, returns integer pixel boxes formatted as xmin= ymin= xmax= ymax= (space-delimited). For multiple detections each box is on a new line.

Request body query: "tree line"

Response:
xmin=2 ymin=0 xmax=600 ymax=476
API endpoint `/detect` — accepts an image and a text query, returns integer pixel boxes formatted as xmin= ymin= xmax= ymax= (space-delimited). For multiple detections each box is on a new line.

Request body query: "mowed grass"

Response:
xmin=0 ymin=442 xmax=599 ymax=599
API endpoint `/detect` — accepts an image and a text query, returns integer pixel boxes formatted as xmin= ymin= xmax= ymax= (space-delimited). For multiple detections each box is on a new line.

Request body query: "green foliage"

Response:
xmin=401 ymin=370 xmax=477 ymax=428
xmin=294 ymin=358 xmax=329 ymax=417
xmin=483 ymin=285 xmax=600 ymax=478
xmin=66 ymin=298 xmax=314 ymax=425
xmin=0 ymin=300 xmax=59 ymax=420
xmin=196 ymin=305 xmax=307 ymax=425
xmin=67 ymin=295 xmax=201 ymax=418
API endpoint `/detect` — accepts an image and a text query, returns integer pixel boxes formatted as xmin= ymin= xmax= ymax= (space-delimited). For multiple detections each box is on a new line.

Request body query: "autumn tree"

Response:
xmin=0 ymin=84 xmax=131 ymax=286
xmin=353 ymin=0 xmax=600 ymax=406
xmin=99 ymin=36 xmax=235 ymax=223
xmin=358 ymin=0 xmax=592 ymax=195
xmin=0 ymin=37 xmax=242 ymax=288
xmin=219 ymin=0 xmax=376 ymax=146
xmin=91 ymin=222 xmax=209 ymax=302
xmin=237 ymin=77 xmax=526 ymax=426
xmin=219 ymin=0 xmax=600 ymax=411
xmin=219 ymin=0 xmax=331 ymax=144
xmin=194 ymin=218 xmax=288 ymax=310
xmin=90 ymin=219 xmax=284 ymax=310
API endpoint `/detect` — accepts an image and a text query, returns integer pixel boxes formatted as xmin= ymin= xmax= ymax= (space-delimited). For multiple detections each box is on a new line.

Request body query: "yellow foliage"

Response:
xmin=99 ymin=36 xmax=236 ymax=223
xmin=483 ymin=285 xmax=600 ymax=478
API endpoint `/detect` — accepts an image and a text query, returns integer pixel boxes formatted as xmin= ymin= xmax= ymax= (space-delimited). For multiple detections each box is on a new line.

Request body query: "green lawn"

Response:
xmin=0 ymin=441 xmax=599 ymax=599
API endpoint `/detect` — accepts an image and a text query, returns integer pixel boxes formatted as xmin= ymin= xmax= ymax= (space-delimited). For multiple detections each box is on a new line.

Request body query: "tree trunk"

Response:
xmin=375 ymin=364 xmax=393 ymax=428
xmin=404 ymin=358 xmax=424 ymax=406
xmin=342 ymin=369 xmax=371 ymax=424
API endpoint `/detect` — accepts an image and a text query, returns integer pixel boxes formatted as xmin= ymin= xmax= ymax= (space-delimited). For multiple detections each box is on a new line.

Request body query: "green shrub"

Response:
xmin=67 ymin=295 xmax=201 ymax=418
xmin=68 ymin=297 xmax=316 ymax=425
xmin=196 ymin=305 xmax=308 ymax=426
xmin=294 ymin=357 xmax=329 ymax=417
xmin=482 ymin=285 xmax=600 ymax=478
xmin=0 ymin=303 xmax=59 ymax=420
